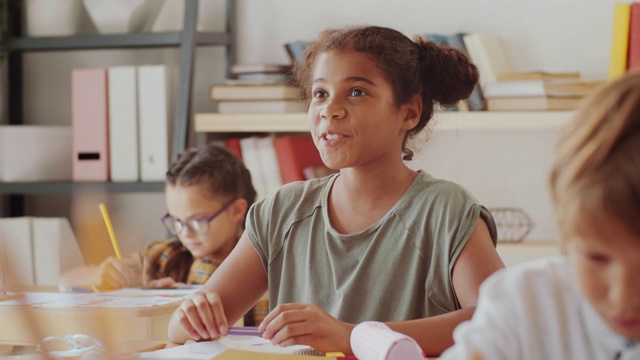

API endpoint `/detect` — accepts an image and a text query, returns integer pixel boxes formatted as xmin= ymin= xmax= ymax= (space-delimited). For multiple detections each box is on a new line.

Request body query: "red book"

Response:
xmin=628 ymin=3 xmax=640 ymax=70
xmin=273 ymin=135 xmax=324 ymax=183
xmin=225 ymin=137 xmax=243 ymax=160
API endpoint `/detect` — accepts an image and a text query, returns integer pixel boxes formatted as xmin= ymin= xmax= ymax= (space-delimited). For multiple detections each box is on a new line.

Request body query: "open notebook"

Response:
xmin=141 ymin=335 xmax=323 ymax=359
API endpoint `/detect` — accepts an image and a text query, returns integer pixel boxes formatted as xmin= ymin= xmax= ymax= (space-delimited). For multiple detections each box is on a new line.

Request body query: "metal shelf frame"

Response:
xmin=1 ymin=0 xmax=235 ymax=215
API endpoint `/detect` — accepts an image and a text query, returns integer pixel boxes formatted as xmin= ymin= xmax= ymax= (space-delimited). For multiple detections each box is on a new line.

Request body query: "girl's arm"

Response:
xmin=168 ymin=231 xmax=268 ymax=343
xmin=386 ymin=217 xmax=505 ymax=356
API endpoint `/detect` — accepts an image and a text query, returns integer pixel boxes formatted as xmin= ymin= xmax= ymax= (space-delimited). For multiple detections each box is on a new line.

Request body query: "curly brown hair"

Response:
xmin=293 ymin=25 xmax=479 ymax=160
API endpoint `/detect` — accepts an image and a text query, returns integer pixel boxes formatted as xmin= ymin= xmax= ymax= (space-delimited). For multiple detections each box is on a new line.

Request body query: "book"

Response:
xmin=609 ymin=3 xmax=632 ymax=79
xmin=483 ymin=79 xmax=603 ymax=98
xmin=71 ymin=68 xmax=110 ymax=181
xmin=107 ymin=66 xmax=139 ymax=182
xmin=239 ymin=136 xmax=268 ymax=199
xmin=230 ymin=63 xmax=291 ymax=75
xmin=497 ymin=71 xmax=581 ymax=81
xmin=225 ymin=73 xmax=292 ymax=86
xmin=225 ymin=137 xmax=243 ymax=160
xmin=255 ymin=136 xmax=283 ymax=195
xmin=486 ymin=96 xmax=583 ymax=111
xmin=217 ymin=100 xmax=308 ymax=113
xmin=210 ymin=84 xmax=300 ymax=101
xmin=273 ymin=135 xmax=324 ymax=184
xmin=427 ymin=32 xmax=485 ymax=111
xmin=462 ymin=33 xmax=512 ymax=89
xmin=137 ymin=65 xmax=169 ymax=182
xmin=628 ymin=3 xmax=640 ymax=70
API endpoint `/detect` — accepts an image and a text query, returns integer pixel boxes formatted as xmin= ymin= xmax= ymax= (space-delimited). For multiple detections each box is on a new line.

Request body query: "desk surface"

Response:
xmin=0 ymin=288 xmax=183 ymax=346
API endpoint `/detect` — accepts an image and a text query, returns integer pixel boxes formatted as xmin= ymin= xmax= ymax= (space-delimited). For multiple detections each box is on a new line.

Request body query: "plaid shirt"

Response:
xmin=142 ymin=238 xmax=269 ymax=325
xmin=143 ymin=238 xmax=221 ymax=285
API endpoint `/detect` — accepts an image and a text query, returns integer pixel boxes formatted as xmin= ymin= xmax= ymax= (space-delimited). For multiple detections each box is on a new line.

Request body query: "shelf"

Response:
xmin=0 ymin=181 xmax=164 ymax=195
xmin=2 ymin=32 xmax=230 ymax=52
xmin=194 ymin=111 xmax=574 ymax=133
xmin=195 ymin=113 xmax=311 ymax=133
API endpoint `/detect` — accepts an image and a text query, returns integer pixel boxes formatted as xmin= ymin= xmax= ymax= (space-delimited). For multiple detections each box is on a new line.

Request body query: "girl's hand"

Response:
xmin=171 ymin=289 xmax=229 ymax=341
xmin=95 ymin=256 xmax=140 ymax=290
xmin=258 ymin=303 xmax=355 ymax=354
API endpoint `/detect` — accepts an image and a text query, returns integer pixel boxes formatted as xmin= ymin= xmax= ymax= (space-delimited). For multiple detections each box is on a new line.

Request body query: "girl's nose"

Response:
xmin=320 ymin=97 xmax=346 ymax=120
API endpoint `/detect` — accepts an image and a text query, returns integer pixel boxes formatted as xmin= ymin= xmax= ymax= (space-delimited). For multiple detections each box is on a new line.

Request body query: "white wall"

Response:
xmin=235 ymin=0 xmax=617 ymax=79
xmin=19 ymin=0 xmax=623 ymax=254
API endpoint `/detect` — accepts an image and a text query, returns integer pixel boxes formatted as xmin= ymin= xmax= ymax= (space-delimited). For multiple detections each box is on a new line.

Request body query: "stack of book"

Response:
xmin=450 ymin=32 xmax=605 ymax=111
xmin=483 ymin=72 xmax=605 ymax=111
xmin=211 ymin=63 xmax=307 ymax=114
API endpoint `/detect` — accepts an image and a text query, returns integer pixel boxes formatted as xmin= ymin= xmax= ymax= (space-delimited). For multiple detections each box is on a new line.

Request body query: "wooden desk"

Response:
xmin=0 ymin=289 xmax=180 ymax=346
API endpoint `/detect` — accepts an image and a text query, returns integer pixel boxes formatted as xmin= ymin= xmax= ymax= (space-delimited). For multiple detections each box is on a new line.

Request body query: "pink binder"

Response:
xmin=72 ymin=68 xmax=110 ymax=181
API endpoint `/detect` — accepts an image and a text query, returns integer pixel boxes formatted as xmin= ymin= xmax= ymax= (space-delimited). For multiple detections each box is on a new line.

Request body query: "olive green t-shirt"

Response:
xmin=247 ymin=171 xmax=497 ymax=323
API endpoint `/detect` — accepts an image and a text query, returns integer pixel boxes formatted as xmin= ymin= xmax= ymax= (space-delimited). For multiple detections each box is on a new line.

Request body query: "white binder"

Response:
xmin=137 ymin=65 xmax=169 ymax=182
xmin=108 ymin=66 xmax=140 ymax=182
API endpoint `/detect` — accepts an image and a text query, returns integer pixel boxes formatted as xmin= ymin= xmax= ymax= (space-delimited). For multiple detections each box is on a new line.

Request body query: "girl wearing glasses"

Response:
xmin=59 ymin=144 xmax=256 ymax=291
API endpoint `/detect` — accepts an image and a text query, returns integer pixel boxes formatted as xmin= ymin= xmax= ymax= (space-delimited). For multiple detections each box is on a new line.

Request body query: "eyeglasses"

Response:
xmin=161 ymin=198 xmax=237 ymax=235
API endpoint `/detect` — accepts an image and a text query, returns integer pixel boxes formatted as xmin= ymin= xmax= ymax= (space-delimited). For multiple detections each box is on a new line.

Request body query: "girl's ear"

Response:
xmin=400 ymin=94 xmax=422 ymax=130
xmin=230 ymin=198 xmax=249 ymax=222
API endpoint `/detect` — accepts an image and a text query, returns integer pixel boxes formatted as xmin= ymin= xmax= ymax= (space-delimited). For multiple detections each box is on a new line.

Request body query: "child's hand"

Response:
xmin=94 ymin=256 xmax=140 ymax=290
xmin=170 ymin=289 xmax=229 ymax=342
xmin=258 ymin=303 xmax=355 ymax=354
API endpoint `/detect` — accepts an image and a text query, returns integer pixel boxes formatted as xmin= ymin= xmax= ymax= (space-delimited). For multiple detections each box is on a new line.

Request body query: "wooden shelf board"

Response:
xmin=195 ymin=111 xmax=574 ymax=133
xmin=4 ymin=32 xmax=230 ymax=52
xmin=0 ymin=181 xmax=164 ymax=195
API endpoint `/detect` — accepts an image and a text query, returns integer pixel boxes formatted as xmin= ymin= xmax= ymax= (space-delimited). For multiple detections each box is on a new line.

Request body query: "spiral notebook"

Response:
xmin=141 ymin=335 xmax=323 ymax=359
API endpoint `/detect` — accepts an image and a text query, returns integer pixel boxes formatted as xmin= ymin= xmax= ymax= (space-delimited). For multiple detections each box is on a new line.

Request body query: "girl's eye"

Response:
xmin=313 ymin=89 xmax=327 ymax=98
xmin=350 ymin=88 xmax=366 ymax=97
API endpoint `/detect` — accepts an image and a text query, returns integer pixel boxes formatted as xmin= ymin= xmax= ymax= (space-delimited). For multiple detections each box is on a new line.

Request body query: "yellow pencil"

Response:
xmin=99 ymin=203 xmax=123 ymax=261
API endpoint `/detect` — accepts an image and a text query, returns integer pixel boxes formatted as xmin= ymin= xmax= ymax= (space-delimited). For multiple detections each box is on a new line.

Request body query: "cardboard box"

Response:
xmin=0 ymin=125 xmax=72 ymax=182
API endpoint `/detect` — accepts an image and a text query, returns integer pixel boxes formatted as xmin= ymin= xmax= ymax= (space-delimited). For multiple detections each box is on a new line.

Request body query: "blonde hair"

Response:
xmin=549 ymin=71 xmax=640 ymax=240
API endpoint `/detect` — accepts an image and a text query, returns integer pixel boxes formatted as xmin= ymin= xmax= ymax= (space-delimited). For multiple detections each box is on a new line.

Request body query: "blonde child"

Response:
xmin=440 ymin=72 xmax=640 ymax=359
xmin=59 ymin=143 xmax=256 ymax=290
xmin=167 ymin=25 xmax=505 ymax=356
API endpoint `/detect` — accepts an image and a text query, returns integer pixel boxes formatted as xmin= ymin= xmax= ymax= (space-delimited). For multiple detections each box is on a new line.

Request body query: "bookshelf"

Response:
xmin=0 ymin=0 xmax=235 ymax=216
xmin=194 ymin=111 xmax=574 ymax=133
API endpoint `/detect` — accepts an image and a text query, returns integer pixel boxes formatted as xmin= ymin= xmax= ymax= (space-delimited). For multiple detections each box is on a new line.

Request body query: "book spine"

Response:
xmin=628 ymin=3 xmax=640 ymax=70
xmin=609 ymin=3 xmax=632 ymax=79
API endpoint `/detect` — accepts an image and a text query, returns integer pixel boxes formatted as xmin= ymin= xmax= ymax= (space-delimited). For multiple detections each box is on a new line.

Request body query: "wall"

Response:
xmin=19 ymin=0 xmax=622 ymax=255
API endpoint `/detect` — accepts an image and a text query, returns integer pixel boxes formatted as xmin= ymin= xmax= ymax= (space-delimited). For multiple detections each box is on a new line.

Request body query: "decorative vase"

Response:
xmin=83 ymin=0 xmax=165 ymax=34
